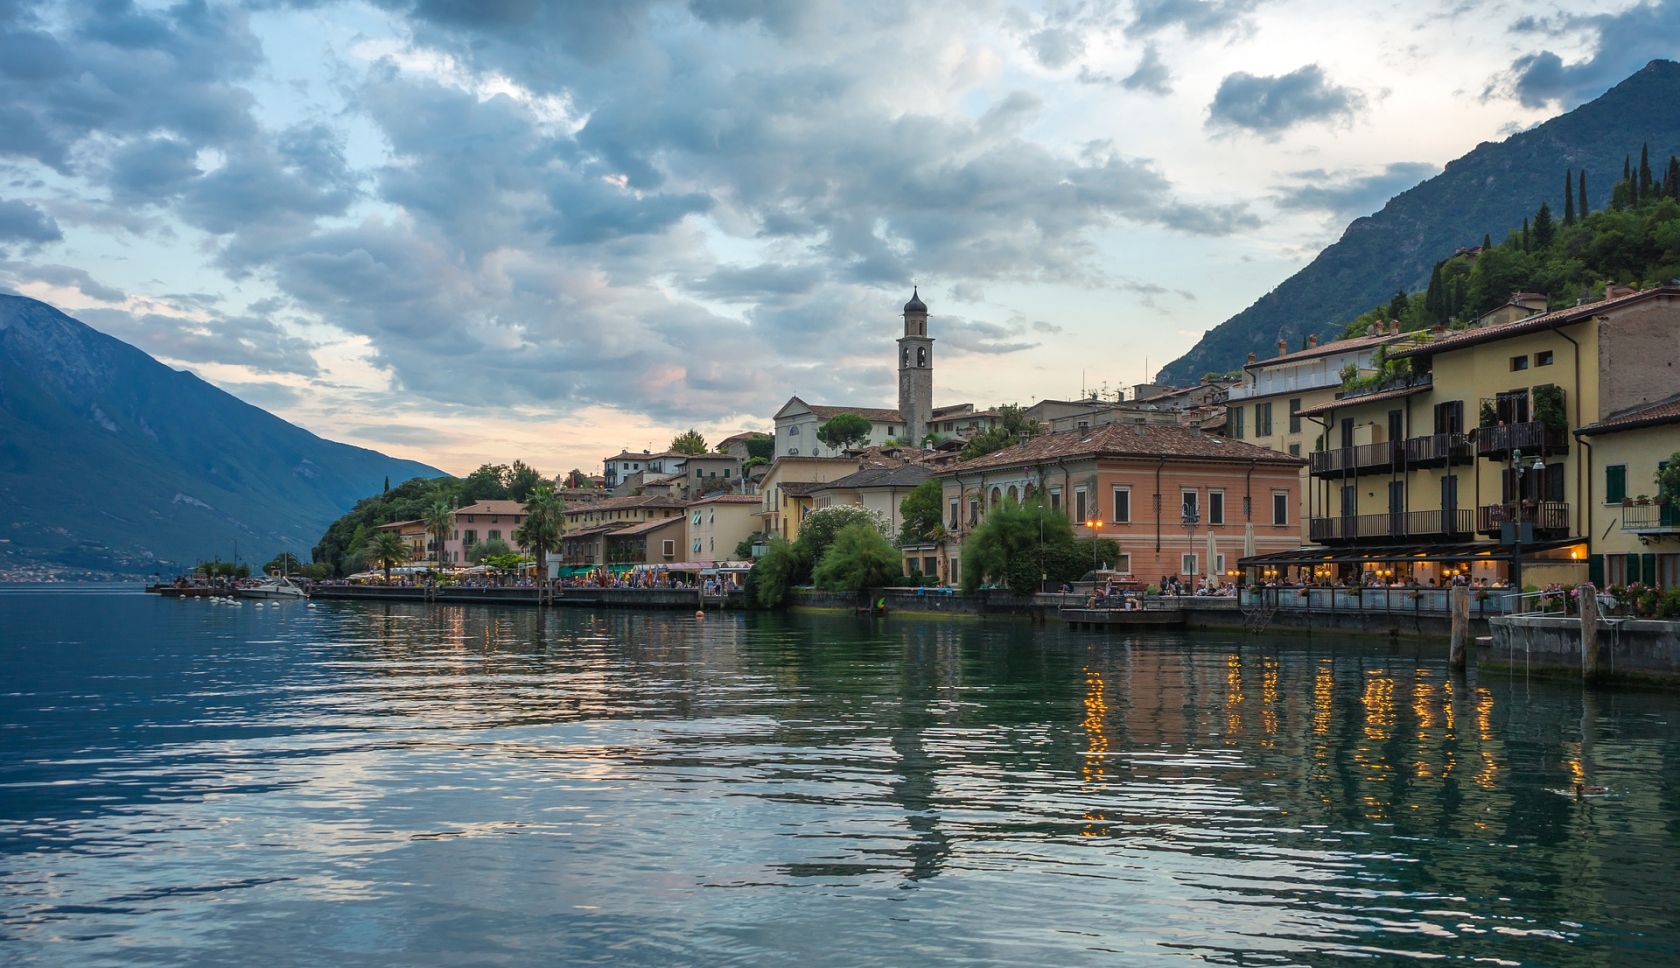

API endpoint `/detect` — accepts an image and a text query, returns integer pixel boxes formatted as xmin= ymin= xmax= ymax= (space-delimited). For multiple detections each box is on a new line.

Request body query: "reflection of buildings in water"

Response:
xmin=886 ymin=624 xmax=954 ymax=884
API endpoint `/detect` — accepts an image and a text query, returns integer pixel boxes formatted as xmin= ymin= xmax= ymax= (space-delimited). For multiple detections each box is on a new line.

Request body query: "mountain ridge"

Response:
xmin=1159 ymin=59 xmax=1680 ymax=384
xmin=0 ymin=294 xmax=444 ymax=576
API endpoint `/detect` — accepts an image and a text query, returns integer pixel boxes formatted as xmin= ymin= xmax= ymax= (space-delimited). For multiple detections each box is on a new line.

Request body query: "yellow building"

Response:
xmin=1575 ymin=396 xmax=1680 ymax=589
xmin=373 ymin=519 xmax=428 ymax=559
xmin=1270 ymin=285 xmax=1680 ymax=588
xmin=756 ymin=456 xmax=855 ymax=542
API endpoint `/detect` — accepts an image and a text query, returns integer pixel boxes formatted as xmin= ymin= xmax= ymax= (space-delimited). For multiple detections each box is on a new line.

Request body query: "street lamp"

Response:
xmin=1085 ymin=519 xmax=1104 ymax=574
xmin=1507 ymin=448 xmax=1547 ymax=602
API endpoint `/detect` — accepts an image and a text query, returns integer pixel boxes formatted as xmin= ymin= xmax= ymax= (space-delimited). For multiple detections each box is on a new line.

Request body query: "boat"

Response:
xmin=235 ymin=575 xmax=309 ymax=600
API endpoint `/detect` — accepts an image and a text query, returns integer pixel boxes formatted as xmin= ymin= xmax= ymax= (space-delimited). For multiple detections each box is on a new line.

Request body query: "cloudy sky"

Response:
xmin=1 ymin=0 xmax=1673 ymax=476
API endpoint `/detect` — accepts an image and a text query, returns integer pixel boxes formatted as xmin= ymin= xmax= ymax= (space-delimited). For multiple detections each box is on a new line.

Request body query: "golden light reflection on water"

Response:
xmin=1224 ymin=653 xmax=1244 ymax=745
xmin=1082 ymin=667 xmax=1109 ymax=786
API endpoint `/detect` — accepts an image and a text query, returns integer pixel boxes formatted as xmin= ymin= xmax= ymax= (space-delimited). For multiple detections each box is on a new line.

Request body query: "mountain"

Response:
xmin=1159 ymin=59 xmax=1680 ymax=385
xmin=0 ymin=294 xmax=444 ymax=576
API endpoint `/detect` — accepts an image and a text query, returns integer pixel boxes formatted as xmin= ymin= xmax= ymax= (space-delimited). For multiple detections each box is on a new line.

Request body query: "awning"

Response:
xmin=1239 ymin=537 xmax=1583 ymax=567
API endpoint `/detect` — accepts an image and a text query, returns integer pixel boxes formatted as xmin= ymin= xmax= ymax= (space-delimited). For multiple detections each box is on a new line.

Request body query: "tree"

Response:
xmin=561 ymin=468 xmax=591 ymax=488
xmin=959 ymin=404 xmax=1041 ymax=460
xmin=733 ymin=537 xmax=756 ymax=560
xmin=1640 ymin=143 xmax=1653 ymax=198
xmin=1668 ymin=156 xmax=1680 ymax=201
xmin=1521 ymin=217 xmax=1529 ymax=252
xmin=898 ymin=478 xmax=946 ymax=544
xmin=462 ymin=463 xmax=512 ymax=502
xmin=423 ymin=501 xmax=455 ymax=570
xmin=670 ymin=429 xmax=708 ymax=455
xmin=741 ymin=456 xmax=769 ymax=476
xmin=263 ymin=551 xmax=304 ymax=575
xmin=507 ymin=460 xmax=545 ymax=502
xmin=1423 ymin=263 xmax=1445 ymax=321
xmin=816 ymin=413 xmax=873 ymax=452
xmin=383 ymin=476 xmax=389 ymax=494
xmin=467 ymin=537 xmax=512 ymax=564
xmin=513 ymin=488 xmax=565 ymax=583
xmin=1532 ymin=201 xmax=1554 ymax=249
xmin=360 ymin=531 xmax=412 ymax=583
xmin=795 ymin=505 xmax=890 ymax=566
xmin=1387 ymin=289 xmax=1409 ymax=319
xmin=748 ymin=538 xmax=806 ymax=608
xmin=743 ymin=434 xmax=775 ymax=461
xmin=1659 ymin=453 xmax=1680 ymax=509
xmin=1579 ymin=168 xmax=1589 ymax=216
xmin=1564 ymin=170 xmax=1575 ymax=225
xmin=958 ymin=499 xmax=1108 ymax=596
xmin=813 ymin=522 xmax=903 ymax=592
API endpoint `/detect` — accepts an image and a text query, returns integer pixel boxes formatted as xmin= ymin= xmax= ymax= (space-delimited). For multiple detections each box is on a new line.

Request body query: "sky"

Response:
xmin=1 ymin=0 xmax=1675 ymax=477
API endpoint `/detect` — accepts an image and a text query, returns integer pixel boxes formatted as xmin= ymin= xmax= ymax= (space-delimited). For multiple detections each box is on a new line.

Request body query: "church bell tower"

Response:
xmin=897 ymin=287 xmax=934 ymax=446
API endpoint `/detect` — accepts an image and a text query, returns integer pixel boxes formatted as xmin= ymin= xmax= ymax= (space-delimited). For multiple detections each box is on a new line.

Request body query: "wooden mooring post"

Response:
xmin=1449 ymin=585 xmax=1470 ymax=670
xmin=1579 ymin=582 xmax=1603 ymax=681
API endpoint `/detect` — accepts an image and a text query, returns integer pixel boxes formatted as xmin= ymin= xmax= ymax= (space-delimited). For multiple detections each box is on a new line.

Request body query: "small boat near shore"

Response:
xmin=235 ymin=575 xmax=309 ymax=600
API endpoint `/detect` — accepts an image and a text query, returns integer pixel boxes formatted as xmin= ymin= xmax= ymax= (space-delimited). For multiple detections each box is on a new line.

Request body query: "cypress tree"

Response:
xmin=1563 ymin=170 xmax=1575 ymax=225
xmin=1533 ymin=201 xmax=1554 ymax=249
xmin=1624 ymin=155 xmax=1632 ymax=182
xmin=1522 ymin=217 xmax=1530 ymax=251
xmin=1483 ymin=233 xmax=1492 ymax=251
xmin=1425 ymin=263 xmax=1444 ymax=320
xmin=1579 ymin=169 xmax=1588 ymax=215
xmin=1639 ymin=143 xmax=1653 ymax=197
xmin=1668 ymin=156 xmax=1680 ymax=200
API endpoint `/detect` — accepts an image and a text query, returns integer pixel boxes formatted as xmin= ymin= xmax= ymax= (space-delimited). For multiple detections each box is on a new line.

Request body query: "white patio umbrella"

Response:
xmin=1243 ymin=521 xmax=1257 ymax=584
xmin=1206 ymin=529 xmax=1219 ymax=588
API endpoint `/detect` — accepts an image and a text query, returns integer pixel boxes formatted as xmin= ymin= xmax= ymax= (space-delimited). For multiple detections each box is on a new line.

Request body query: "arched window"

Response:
xmin=990 ymin=487 xmax=1002 ymax=508
xmin=903 ymin=347 xmax=910 ymax=367
xmin=917 ymin=347 xmax=927 ymax=367
xmin=1006 ymin=485 xmax=1019 ymax=504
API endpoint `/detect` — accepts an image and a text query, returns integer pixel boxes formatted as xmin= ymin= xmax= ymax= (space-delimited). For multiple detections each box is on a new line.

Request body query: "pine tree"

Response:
xmin=1579 ymin=169 xmax=1589 ymax=215
xmin=1563 ymin=170 xmax=1575 ymax=225
xmin=1639 ymin=143 xmax=1653 ymax=197
xmin=1533 ymin=201 xmax=1554 ymax=249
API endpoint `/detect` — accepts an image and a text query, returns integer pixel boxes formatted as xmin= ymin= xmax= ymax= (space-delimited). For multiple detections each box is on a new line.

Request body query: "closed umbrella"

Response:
xmin=1206 ymin=529 xmax=1219 ymax=589
xmin=1243 ymin=521 xmax=1257 ymax=585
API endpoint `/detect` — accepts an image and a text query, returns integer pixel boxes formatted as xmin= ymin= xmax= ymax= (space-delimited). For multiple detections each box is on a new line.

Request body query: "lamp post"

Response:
xmin=1507 ymin=448 xmax=1547 ymax=603
xmin=1085 ymin=519 xmax=1104 ymax=574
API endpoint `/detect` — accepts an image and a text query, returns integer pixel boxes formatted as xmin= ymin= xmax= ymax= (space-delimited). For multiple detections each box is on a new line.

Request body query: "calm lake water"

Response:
xmin=3 ymin=585 xmax=1679 ymax=967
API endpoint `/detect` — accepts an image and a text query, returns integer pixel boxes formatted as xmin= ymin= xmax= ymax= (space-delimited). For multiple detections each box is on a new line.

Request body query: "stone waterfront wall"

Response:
xmin=314 ymin=585 xmax=731 ymax=610
xmin=1486 ymin=615 xmax=1680 ymax=682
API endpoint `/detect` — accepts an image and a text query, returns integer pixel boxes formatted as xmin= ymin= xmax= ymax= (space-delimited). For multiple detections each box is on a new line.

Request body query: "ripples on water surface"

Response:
xmin=3 ymin=585 xmax=1679 ymax=966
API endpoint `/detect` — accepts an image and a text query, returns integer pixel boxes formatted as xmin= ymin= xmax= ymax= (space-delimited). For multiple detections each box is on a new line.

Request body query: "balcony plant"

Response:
xmin=1479 ymin=400 xmax=1497 ymax=428
xmin=1533 ymin=384 xmax=1568 ymax=434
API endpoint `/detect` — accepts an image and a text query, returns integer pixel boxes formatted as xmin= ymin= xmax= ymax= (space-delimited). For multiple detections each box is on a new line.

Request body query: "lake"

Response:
xmin=3 ymin=585 xmax=1678 ymax=966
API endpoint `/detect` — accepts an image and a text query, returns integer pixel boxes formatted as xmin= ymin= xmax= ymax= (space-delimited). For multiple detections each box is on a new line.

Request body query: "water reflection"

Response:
xmin=2 ymin=592 xmax=1679 ymax=966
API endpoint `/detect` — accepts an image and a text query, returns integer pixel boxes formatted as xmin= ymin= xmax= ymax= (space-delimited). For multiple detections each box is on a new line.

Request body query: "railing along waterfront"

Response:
xmin=1309 ymin=508 xmax=1476 ymax=543
xmin=1241 ymin=585 xmax=1514 ymax=614
xmin=1476 ymin=501 xmax=1570 ymax=535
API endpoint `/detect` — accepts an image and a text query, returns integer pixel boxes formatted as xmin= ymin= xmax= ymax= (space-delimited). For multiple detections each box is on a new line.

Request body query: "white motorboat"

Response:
xmin=235 ymin=575 xmax=309 ymax=600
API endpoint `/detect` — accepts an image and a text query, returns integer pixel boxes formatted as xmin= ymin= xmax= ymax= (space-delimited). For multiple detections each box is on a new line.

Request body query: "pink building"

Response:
xmin=441 ymin=500 xmax=527 ymax=564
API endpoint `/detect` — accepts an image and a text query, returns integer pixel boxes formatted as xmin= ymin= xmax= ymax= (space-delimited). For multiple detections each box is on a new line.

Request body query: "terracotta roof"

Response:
xmin=375 ymin=518 xmax=423 ymax=530
xmin=604 ymin=450 xmax=688 ymax=463
xmin=1294 ymin=382 xmax=1432 ymax=418
xmin=688 ymin=493 xmax=763 ymax=505
xmin=1576 ymin=393 xmax=1680 ymax=436
xmin=947 ymin=423 xmax=1303 ymax=472
xmin=457 ymin=500 xmax=526 ymax=516
xmin=717 ymin=432 xmax=770 ymax=446
xmin=777 ymin=481 xmax=822 ymax=497
xmin=610 ymin=517 xmax=685 ymax=537
xmin=562 ymin=524 xmax=621 ymax=538
xmin=564 ymin=494 xmax=686 ymax=515
xmin=1246 ymin=332 xmax=1409 ymax=369
xmin=815 ymin=464 xmax=936 ymax=490
xmin=1391 ymin=286 xmax=1680 ymax=359
xmin=806 ymin=403 xmax=904 ymax=422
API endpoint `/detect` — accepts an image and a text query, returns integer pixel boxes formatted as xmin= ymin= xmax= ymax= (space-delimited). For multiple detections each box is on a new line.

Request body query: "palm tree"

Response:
xmin=360 ymin=531 xmax=412 ymax=584
xmin=514 ymin=487 xmax=565 ymax=588
xmin=422 ymin=500 xmax=455 ymax=571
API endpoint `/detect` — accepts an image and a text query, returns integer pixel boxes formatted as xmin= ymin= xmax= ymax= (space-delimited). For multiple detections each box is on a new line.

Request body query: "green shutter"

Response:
xmin=1643 ymin=554 xmax=1658 ymax=586
xmin=1628 ymin=553 xmax=1642 ymax=584
xmin=1606 ymin=465 xmax=1626 ymax=504
xmin=1588 ymin=554 xmax=1604 ymax=588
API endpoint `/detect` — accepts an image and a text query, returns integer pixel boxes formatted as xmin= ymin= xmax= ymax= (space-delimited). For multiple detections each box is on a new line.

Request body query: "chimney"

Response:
xmin=1246 ymin=352 xmax=1256 ymax=364
xmin=1277 ymin=339 xmax=1287 ymax=356
xmin=1389 ymin=319 xmax=1400 ymax=334
xmin=1307 ymin=335 xmax=1319 ymax=348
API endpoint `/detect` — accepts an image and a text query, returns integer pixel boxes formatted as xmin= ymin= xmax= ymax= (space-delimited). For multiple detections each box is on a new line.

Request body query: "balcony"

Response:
xmin=1477 ymin=502 xmax=1571 ymax=538
xmin=1309 ymin=508 xmax=1477 ymax=544
xmin=1403 ymin=432 xmax=1474 ymax=468
xmin=1622 ymin=502 xmax=1680 ymax=534
xmin=1475 ymin=420 xmax=1569 ymax=459
xmin=1310 ymin=441 xmax=1399 ymax=479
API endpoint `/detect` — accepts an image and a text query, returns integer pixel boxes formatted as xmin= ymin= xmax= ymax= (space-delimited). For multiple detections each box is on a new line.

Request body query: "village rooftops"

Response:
xmin=1576 ymin=392 xmax=1680 ymax=436
xmin=564 ymin=494 xmax=687 ymax=514
xmin=1390 ymin=285 xmax=1680 ymax=359
xmin=1294 ymin=380 xmax=1434 ymax=418
xmin=455 ymin=500 xmax=526 ymax=517
xmin=604 ymin=449 xmax=689 ymax=463
xmin=687 ymin=493 xmax=763 ymax=506
xmin=815 ymin=464 xmax=936 ymax=490
xmin=1244 ymin=331 xmax=1410 ymax=369
xmin=950 ymin=422 xmax=1305 ymax=472
xmin=609 ymin=517 xmax=685 ymax=537
xmin=774 ymin=481 xmax=823 ymax=497
xmin=780 ymin=396 xmax=975 ymax=424
xmin=375 ymin=518 xmax=423 ymax=530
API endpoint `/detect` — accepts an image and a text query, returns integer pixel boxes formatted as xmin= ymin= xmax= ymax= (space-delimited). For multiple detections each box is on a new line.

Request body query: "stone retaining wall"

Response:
xmin=1486 ymin=614 xmax=1680 ymax=683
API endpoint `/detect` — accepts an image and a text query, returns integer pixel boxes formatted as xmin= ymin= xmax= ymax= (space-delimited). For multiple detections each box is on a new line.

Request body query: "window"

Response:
xmin=464 ymin=529 xmax=477 ymax=546
xmin=1289 ymin=443 xmax=1301 ymax=457
xmin=1256 ymin=402 xmax=1273 ymax=437
xmin=1113 ymin=553 xmax=1132 ymax=575
xmin=1606 ymin=464 xmax=1627 ymax=504
xmin=923 ymin=556 xmax=937 ymax=576
xmin=1232 ymin=406 xmax=1245 ymax=439
xmin=1433 ymin=400 xmax=1465 ymax=435
xmin=708 ymin=509 xmax=715 ymax=523
xmin=693 ymin=512 xmax=702 ymax=524
xmin=1074 ymin=487 xmax=1088 ymax=522
xmin=723 ymin=468 xmax=730 ymax=477
xmin=1050 ymin=487 xmax=1062 ymax=511
xmin=887 ymin=426 xmax=896 ymax=437
xmin=1606 ymin=554 xmax=1627 ymax=588
xmin=1208 ymin=491 xmax=1225 ymax=525
xmin=1511 ymin=355 xmax=1529 ymax=371
xmin=949 ymin=497 xmax=959 ymax=530
xmin=1274 ymin=491 xmax=1290 ymax=526
xmin=1181 ymin=553 xmax=1198 ymax=575
xmin=789 ymin=426 xmax=800 ymax=436
xmin=1545 ymin=462 xmax=1566 ymax=502
xmin=1112 ymin=487 xmax=1131 ymax=523
xmin=662 ymin=539 xmax=675 ymax=557
xmin=1536 ymin=350 xmax=1554 ymax=366
xmin=693 ymin=538 xmax=702 ymax=553
xmin=1388 ymin=480 xmax=1405 ymax=514
xmin=488 ymin=530 xmax=501 ymax=541
xmin=1180 ymin=489 xmax=1199 ymax=524
xmin=1215 ymin=554 xmax=1226 ymax=576
xmin=949 ymin=558 xmax=960 ymax=585
xmin=1288 ymin=398 xmax=1302 ymax=434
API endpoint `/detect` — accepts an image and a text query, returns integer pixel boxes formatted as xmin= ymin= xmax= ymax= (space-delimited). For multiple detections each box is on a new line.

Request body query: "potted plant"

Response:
xmin=1636 ymin=494 xmax=1651 ymax=506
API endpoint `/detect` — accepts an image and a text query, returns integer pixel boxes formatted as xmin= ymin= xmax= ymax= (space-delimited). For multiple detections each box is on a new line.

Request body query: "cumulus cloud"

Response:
xmin=1495 ymin=2 xmax=1680 ymax=108
xmin=0 ymin=199 xmax=61 ymax=244
xmin=1127 ymin=0 xmax=1261 ymax=38
xmin=1207 ymin=64 xmax=1367 ymax=135
xmin=1123 ymin=44 xmax=1172 ymax=94
xmin=1273 ymin=162 xmax=1440 ymax=221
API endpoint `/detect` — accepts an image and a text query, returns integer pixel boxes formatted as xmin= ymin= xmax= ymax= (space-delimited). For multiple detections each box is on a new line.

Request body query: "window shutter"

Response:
xmin=1588 ymin=554 xmax=1604 ymax=588
xmin=1643 ymin=554 xmax=1658 ymax=586
xmin=1606 ymin=465 xmax=1627 ymax=504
